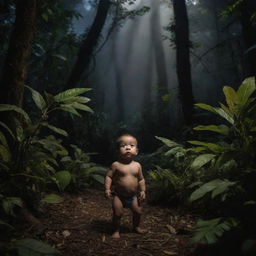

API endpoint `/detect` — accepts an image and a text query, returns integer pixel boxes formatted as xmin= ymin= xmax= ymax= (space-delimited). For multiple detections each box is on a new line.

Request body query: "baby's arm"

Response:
xmin=104 ymin=163 xmax=116 ymax=198
xmin=138 ymin=164 xmax=146 ymax=200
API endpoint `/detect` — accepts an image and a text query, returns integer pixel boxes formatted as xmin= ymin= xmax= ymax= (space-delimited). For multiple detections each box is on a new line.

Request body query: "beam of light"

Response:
xmin=83 ymin=0 xmax=92 ymax=11
xmin=186 ymin=0 xmax=199 ymax=5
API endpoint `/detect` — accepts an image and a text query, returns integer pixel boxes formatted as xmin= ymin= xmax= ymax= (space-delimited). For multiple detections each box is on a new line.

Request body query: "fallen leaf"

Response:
xmin=166 ymin=224 xmax=177 ymax=234
xmin=62 ymin=230 xmax=71 ymax=238
xmin=163 ymin=250 xmax=177 ymax=255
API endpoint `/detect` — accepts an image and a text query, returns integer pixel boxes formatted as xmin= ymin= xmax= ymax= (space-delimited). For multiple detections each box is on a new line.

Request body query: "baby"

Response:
xmin=104 ymin=134 xmax=146 ymax=238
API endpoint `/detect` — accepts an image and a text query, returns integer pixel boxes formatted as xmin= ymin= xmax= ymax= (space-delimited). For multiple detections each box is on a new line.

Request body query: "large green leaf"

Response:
xmin=195 ymin=103 xmax=217 ymax=114
xmin=236 ymin=77 xmax=255 ymax=106
xmin=26 ymin=86 xmax=46 ymax=110
xmin=3 ymin=197 xmax=23 ymax=215
xmin=41 ymin=122 xmax=68 ymax=137
xmin=72 ymin=102 xmax=94 ymax=113
xmin=214 ymin=107 xmax=234 ymax=124
xmin=195 ymin=103 xmax=234 ymax=124
xmin=0 ymin=131 xmax=8 ymax=146
xmin=58 ymin=105 xmax=81 ymax=116
xmin=0 ymin=121 xmax=15 ymax=139
xmin=53 ymin=171 xmax=71 ymax=191
xmin=223 ymin=86 xmax=237 ymax=112
xmin=189 ymin=179 xmax=236 ymax=202
xmin=54 ymin=88 xmax=91 ymax=102
xmin=188 ymin=141 xmax=225 ymax=153
xmin=190 ymin=154 xmax=215 ymax=170
xmin=0 ymin=145 xmax=11 ymax=162
xmin=41 ymin=194 xmax=63 ymax=204
xmin=192 ymin=218 xmax=237 ymax=244
xmin=91 ymin=174 xmax=105 ymax=184
xmin=155 ymin=136 xmax=179 ymax=148
xmin=194 ymin=125 xmax=229 ymax=136
xmin=14 ymin=238 xmax=60 ymax=255
xmin=0 ymin=104 xmax=31 ymax=123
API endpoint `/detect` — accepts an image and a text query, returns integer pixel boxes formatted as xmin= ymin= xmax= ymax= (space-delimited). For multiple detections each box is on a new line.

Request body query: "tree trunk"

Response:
xmin=66 ymin=0 xmax=111 ymax=89
xmin=0 ymin=0 xmax=38 ymax=107
xmin=240 ymin=0 xmax=256 ymax=77
xmin=173 ymin=0 xmax=194 ymax=125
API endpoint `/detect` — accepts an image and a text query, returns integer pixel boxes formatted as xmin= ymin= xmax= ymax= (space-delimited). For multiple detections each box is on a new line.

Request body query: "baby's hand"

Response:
xmin=105 ymin=189 xmax=112 ymax=198
xmin=138 ymin=191 xmax=146 ymax=201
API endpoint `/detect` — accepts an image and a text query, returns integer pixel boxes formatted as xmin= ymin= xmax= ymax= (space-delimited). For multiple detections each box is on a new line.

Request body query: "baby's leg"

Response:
xmin=112 ymin=195 xmax=124 ymax=238
xmin=130 ymin=197 xmax=147 ymax=234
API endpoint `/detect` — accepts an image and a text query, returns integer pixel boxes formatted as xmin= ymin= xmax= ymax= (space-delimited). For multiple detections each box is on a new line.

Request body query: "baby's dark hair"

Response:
xmin=116 ymin=133 xmax=138 ymax=149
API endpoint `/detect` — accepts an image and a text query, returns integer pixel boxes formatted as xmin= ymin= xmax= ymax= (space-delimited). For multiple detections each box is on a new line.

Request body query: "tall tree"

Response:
xmin=0 ymin=0 xmax=38 ymax=107
xmin=66 ymin=0 xmax=111 ymax=89
xmin=172 ymin=0 xmax=194 ymax=124
xmin=239 ymin=0 xmax=256 ymax=77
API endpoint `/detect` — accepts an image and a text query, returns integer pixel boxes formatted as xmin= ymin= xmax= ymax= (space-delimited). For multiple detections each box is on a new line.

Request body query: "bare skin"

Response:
xmin=105 ymin=135 xmax=146 ymax=238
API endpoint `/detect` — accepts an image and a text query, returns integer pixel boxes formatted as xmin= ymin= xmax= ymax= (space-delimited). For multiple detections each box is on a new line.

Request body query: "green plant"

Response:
xmin=58 ymin=144 xmax=107 ymax=190
xmin=0 ymin=87 xmax=93 ymax=209
xmin=187 ymin=77 xmax=256 ymax=250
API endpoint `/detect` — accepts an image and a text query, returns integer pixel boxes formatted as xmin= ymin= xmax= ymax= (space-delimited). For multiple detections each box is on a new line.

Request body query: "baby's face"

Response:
xmin=118 ymin=135 xmax=138 ymax=160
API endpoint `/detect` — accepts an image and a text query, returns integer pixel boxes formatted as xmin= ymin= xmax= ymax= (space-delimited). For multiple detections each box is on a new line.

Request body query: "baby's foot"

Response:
xmin=134 ymin=227 xmax=147 ymax=234
xmin=111 ymin=231 xmax=120 ymax=239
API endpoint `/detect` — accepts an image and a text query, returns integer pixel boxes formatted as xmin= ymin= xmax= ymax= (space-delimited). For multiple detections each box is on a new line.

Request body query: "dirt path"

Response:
xmin=24 ymin=189 xmax=195 ymax=256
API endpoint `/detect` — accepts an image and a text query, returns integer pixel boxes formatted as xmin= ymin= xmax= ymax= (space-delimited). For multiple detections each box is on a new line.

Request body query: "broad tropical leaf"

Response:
xmin=91 ymin=174 xmax=105 ymax=184
xmin=194 ymin=125 xmax=229 ymax=135
xmin=188 ymin=141 xmax=225 ymax=153
xmin=0 ymin=121 xmax=15 ymax=139
xmin=0 ymin=145 xmax=11 ymax=162
xmin=155 ymin=136 xmax=179 ymax=148
xmin=41 ymin=194 xmax=63 ymax=204
xmin=236 ymin=77 xmax=255 ymax=106
xmin=72 ymin=102 xmax=93 ymax=113
xmin=54 ymin=88 xmax=91 ymax=102
xmin=223 ymin=86 xmax=237 ymax=112
xmin=41 ymin=122 xmax=68 ymax=137
xmin=58 ymin=105 xmax=81 ymax=116
xmin=190 ymin=154 xmax=215 ymax=170
xmin=53 ymin=171 xmax=71 ymax=191
xmin=192 ymin=218 xmax=237 ymax=244
xmin=190 ymin=179 xmax=236 ymax=201
xmin=26 ymin=86 xmax=46 ymax=110
xmin=0 ymin=104 xmax=31 ymax=123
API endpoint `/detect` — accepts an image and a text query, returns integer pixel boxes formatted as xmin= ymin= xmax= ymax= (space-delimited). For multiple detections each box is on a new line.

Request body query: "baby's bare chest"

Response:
xmin=115 ymin=165 xmax=139 ymax=177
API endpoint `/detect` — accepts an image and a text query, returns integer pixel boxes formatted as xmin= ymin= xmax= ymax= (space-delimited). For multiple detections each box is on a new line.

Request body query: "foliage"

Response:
xmin=0 ymin=86 xmax=94 ymax=255
xmin=191 ymin=218 xmax=238 ymax=244
xmin=0 ymin=86 xmax=93 ymax=211
xmin=146 ymin=136 xmax=196 ymax=205
xmin=152 ymin=77 xmax=256 ymax=253
xmin=187 ymin=77 xmax=256 ymax=250
xmin=0 ymin=235 xmax=60 ymax=256
xmin=59 ymin=144 xmax=107 ymax=190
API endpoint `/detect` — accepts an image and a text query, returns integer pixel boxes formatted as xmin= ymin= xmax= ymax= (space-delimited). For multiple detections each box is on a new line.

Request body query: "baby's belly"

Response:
xmin=115 ymin=177 xmax=138 ymax=196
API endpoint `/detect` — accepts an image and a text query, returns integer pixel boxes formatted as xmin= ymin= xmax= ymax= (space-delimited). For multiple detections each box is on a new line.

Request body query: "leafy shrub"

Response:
xmin=0 ymin=87 xmax=94 ymax=254
xmin=187 ymin=77 xmax=256 ymax=251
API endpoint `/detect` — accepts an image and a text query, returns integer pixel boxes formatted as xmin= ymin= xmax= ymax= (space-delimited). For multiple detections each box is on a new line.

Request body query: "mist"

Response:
xmin=72 ymin=0 xmax=245 ymax=127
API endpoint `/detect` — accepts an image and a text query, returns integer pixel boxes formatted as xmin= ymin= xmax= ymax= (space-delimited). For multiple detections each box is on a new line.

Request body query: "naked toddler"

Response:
xmin=104 ymin=134 xmax=146 ymax=238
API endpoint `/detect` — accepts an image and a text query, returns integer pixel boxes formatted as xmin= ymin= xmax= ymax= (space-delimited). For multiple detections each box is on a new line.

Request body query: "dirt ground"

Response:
xmin=21 ymin=189 xmax=196 ymax=256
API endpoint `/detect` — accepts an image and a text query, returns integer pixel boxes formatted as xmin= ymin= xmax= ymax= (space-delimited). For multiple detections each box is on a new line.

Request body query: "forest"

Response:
xmin=0 ymin=0 xmax=256 ymax=255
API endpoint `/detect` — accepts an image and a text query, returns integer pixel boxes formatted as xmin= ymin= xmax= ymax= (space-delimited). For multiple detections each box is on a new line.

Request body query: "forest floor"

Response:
xmin=19 ymin=189 xmax=197 ymax=256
